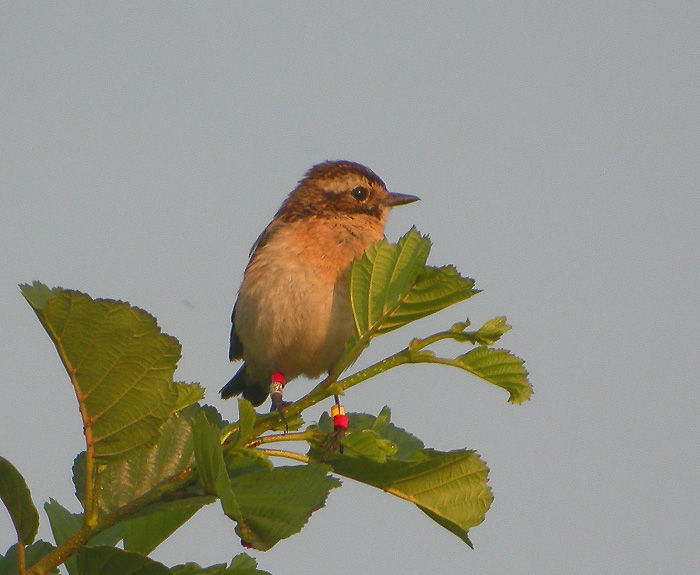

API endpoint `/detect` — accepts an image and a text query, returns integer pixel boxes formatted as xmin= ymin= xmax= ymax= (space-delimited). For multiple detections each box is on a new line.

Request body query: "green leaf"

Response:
xmin=88 ymin=524 xmax=126 ymax=548
xmin=338 ymin=429 xmax=397 ymax=462
xmin=44 ymin=499 xmax=126 ymax=574
xmin=171 ymin=553 xmax=270 ymax=574
xmin=228 ymin=465 xmax=341 ymax=551
xmin=237 ymin=400 xmax=257 ymax=440
xmin=194 ymin=410 xmax=340 ymax=550
xmin=192 ymin=411 xmax=243 ymax=522
xmin=171 ymin=564 xmax=216 ymax=575
xmin=456 ymin=347 xmax=532 ymax=404
xmin=470 ymin=316 xmax=511 ymax=345
xmin=443 ymin=317 xmax=512 ymax=346
xmin=21 ymin=282 xmax=182 ymax=462
xmin=368 ymin=406 xmax=424 ymax=460
xmin=350 ymin=228 xmax=431 ymax=336
xmin=123 ymin=506 xmax=200 ymax=555
xmin=309 ymin=408 xmax=424 ymax=463
xmin=19 ymin=281 xmax=52 ymax=308
xmin=398 ymin=320 xmax=531 ymax=402
xmin=224 ymin=399 xmax=258 ymax=447
xmin=45 ymin=498 xmax=81 ymax=546
xmin=0 ymin=457 xmax=39 ymax=544
xmin=375 ymin=265 xmax=479 ymax=336
xmin=192 ymin=411 xmax=226 ymax=494
xmin=174 ymin=382 xmax=206 ymax=413
xmin=76 ymin=546 xmax=170 ymax=575
xmin=72 ymin=453 xmax=86 ymax=508
xmin=225 ymin=449 xmax=272 ymax=477
xmin=227 ymin=554 xmax=268 ymax=574
xmin=96 ymin=405 xmax=200 ymax=515
xmin=325 ymin=448 xmax=492 ymax=547
xmin=350 ymin=231 xmax=479 ymax=339
xmin=44 ymin=499 xmax=81 ymax=575
xmin=74 ymin=405 xmax=213 ymax=555
xmin=0 ymin=541 xmax=58 ymax=575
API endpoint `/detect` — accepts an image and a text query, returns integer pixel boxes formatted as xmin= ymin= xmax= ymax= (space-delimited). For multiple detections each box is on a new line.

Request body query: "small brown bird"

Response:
xmin=220 ymin=160 xmax=419 ymax=409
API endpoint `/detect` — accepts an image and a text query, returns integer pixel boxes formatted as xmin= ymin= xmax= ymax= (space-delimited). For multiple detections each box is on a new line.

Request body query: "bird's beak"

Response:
xmin=386 ymin=192 xmax=420 ymax=207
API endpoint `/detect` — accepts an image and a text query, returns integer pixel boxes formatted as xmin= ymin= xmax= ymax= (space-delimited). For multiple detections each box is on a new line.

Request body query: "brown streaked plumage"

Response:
xmin=220 ymin=160 xmax=419 ymax=406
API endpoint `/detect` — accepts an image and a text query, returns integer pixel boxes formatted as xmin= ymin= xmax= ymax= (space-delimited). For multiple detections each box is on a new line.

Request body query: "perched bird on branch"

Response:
xmin=220 ymin=160 xmax=419 ymax=414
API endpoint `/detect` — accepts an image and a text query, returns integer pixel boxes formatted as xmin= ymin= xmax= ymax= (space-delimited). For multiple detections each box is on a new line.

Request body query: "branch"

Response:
xmin=17 ymin=537 xmax=25 ymax=575
xmin=249 ymin=326 xmax=499 ymax=435
xmin=251 ymin=336 xmax=408 ymax=435
xmin=250 ymin=430 xmax=317 ymax=447
xmin=257 ymin=449 xmax=310 ymax=464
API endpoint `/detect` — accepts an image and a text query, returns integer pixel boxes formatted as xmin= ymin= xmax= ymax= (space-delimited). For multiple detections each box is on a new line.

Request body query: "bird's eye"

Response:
xmin=351 ymin=186 xmax=369 ymax=201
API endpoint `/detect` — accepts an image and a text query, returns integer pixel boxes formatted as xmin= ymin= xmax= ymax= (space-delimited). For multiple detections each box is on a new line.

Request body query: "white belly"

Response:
xmin=232 ymin=215 xmax=385 ymax=382
xmin=234 ymin=246 xmax=355 ymax=380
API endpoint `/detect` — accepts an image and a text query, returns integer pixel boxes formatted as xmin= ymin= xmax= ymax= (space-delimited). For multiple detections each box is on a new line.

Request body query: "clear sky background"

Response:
xmin=1 ymin=4 xmax=698 ymax=574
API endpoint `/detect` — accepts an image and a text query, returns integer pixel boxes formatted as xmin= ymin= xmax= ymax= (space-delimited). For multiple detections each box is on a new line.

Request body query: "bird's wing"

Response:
xmin=229 ymin=217 xmax=282 ymax=362
xmin=229 ymin=303 xmax=244 ymax=360
xmin=248 ymin=221 xmax=275 ymax=257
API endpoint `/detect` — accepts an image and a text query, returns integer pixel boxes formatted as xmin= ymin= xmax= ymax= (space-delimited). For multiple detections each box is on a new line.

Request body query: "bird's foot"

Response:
xmin=319 ymin=428 xmax=345 ymax=462
xmin=320 ymin=403 xmax=349 ymax=462
xmin=269 ymin=372 xmax=289 ymax=432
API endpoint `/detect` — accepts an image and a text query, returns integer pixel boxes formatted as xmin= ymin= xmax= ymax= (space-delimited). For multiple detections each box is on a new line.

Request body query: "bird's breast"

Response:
xmin=234 ymin=216 xmax=385 ymax=380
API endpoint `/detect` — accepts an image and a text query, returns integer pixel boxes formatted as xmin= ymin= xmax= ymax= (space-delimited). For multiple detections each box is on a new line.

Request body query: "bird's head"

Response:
xmin=276 ymin=160 xmax=419 ymax=224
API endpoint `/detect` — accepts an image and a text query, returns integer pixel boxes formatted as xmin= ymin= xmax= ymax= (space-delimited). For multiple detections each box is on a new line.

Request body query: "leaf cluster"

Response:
xmin=1 ymin=229 xmax=531 ymax=574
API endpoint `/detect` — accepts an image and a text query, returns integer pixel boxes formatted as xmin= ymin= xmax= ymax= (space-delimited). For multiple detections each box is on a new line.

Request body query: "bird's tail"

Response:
xmin=220 ymin=364 xmax=269 ymax=406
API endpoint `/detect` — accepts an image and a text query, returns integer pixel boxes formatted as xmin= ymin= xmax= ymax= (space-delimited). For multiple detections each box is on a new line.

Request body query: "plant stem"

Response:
xmin=49 ymin=322 xmax=101 ymax=527
xmin=221 ymin=423 xmax=239 ymax=444
xmin=17 ymin=538 xmax=25 ymax=575
xmin=252 ymin=344 xmax=411 ymax=436
xmin=82 ymin=450 xmax=97 ymax=527
xmin=250 ymin=327 xmax=478 ymax=435
xmin=251 ymin=430 xmax=316 ymax=446
xmin=257 ymin=449 xmax=310 ymax=464
xmin=335 ymin=351 xmax=411 ymax=391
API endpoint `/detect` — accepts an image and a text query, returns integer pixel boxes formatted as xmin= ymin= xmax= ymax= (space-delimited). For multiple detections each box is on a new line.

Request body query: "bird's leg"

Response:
xmin=269 ymin=372 xmax=289 ymax=432
xmin=320 ymin=395 xmax=349 ymax=461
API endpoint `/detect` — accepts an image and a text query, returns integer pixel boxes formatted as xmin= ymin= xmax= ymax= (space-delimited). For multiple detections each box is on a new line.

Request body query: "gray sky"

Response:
xmin=2 ymin=3 xmax=698 ymax=574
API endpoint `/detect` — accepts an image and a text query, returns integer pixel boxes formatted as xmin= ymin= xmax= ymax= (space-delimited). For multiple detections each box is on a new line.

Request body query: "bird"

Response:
xmin=220 ymin=160 xmax=419 ymax=412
